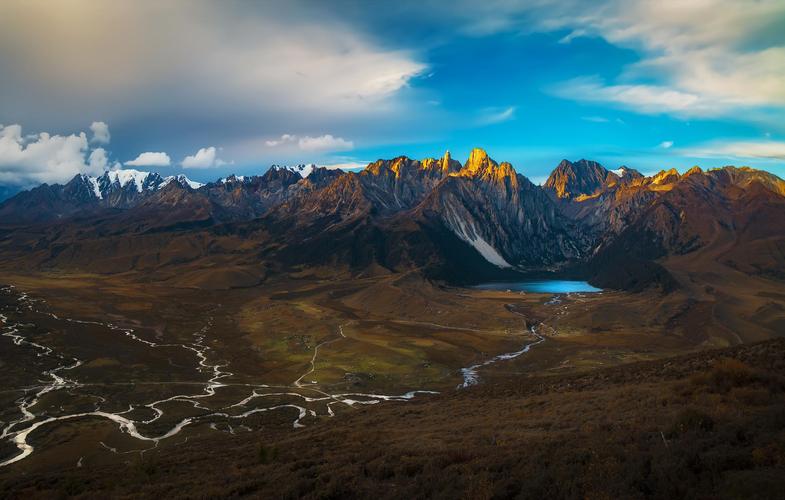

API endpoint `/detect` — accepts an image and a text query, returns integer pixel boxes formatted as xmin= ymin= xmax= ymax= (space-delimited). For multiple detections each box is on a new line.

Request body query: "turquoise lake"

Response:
xmin=473 ymin=280 xmax=602 ymax=293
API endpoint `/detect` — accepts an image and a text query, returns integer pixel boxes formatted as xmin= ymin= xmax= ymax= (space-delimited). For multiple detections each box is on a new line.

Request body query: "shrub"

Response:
xmin=730 ymin=386 xmax=771 ymax=406
xmin=669 ymin=408 xmax=715 ymax=436
xmin=258 ymin=444 xmax=278 ymax=464
xmin=706 ymin=358 xmax=755 ymax=393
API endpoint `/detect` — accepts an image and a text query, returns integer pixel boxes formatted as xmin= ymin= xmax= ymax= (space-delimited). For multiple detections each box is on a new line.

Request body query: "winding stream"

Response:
xmin=457 ymin=294 xmax=577 ymax=388
xmin=459 ymin=324 xmax=545 ymax=388
xmin=0 ymin=285 xmax=572 ymax=467
xmin=0 ymin=286 xmax=435 ymax=468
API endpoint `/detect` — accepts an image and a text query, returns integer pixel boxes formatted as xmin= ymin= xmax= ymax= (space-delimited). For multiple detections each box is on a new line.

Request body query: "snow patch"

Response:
xmin=442 ymin=200 xmax=512 ymax=268
xmin=466 ymin=235 xmax=511 ymax=268
xmin=221 ymin=175 xmax=246 ymax=184
xmin=272 ymin=164 xmax=315 ymax=178
xmin=85 ymin=175 xmax=102 ymax=199
xmin=106 ymin=169 xmax=150 ymax=192
xmin=80 ymin=169 xmax=202 ymax=198
xmin=171 ymin=174 xmax=204 ymax=189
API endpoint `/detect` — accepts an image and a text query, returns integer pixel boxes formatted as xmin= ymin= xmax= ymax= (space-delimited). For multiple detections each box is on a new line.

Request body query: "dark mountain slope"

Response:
xmin=356 ymin=152 xmax=461 ymax=214
xmin=587 ymin=167 xmax=785 ymax=289
xmin=544 ymin=159 xmax=617 ymax=199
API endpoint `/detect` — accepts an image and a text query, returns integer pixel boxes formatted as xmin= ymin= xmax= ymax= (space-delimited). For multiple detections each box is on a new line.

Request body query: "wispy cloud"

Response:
xmin=455 ymin=0 xmax=785 ymax=120
xmin=0 ymin=1 xmax=427 ymax=135
xmin=659 ymin=141 xmax=674 ymax=149
xmin=265 ymin=134 xmax=296 ymax=148
xmin=265 ymin=134 xmax=354 ymax=152
xmin=551 ymin=76 xmax=709 ymax=116
xmin=298 ymin=135 xmax=354 ymax=152
xmin=477 ymin=106 xmax=516 ymax=125
xmin=558 ymin=29 xmax=588 ymax=44
xmin=581 ymin=115 xmax=609 ymax=123
xmin=686 ymin=140 xmax=785 ymax=161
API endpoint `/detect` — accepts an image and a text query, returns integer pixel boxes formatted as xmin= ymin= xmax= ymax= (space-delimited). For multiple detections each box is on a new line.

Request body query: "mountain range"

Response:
xmin=1 ymin=149 xmax=784 ymax=291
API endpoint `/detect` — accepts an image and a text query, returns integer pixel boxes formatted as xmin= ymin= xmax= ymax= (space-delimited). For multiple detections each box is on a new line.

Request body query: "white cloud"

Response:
xmin=0 ymin=2 xmax=426 ymax=130
xmin=125 ymin=152 xmax=171 ymax=167
xmin=89 ymin=121 xmax=110 ymax=144
xmin=477 ymin=106 xmax=516 ymax=125
xmin=558 ymin=29 xmax=588 ymax=44
xmin=444 ymin=0 xmax=785 ymax=119
xmin=659 ymin=141 xmax=674 ymax=149
xmin=687 ymin=140 xmax=785 ymax=161
xmin=581 ymin=115 xmax=609 ymax=123
xmin=181 ymin=146 xmax=229 ymax=169
xmin=551 ymin=76 xmax=704 ymax=115
xmin=298 ymin=135 xmax=353 ymax=152
xmin=88 ymin=147 xmax=109 ymax=170
xmin=0 ymin=123 xmax=104 ymax=186
xmin=265 ymin=134 xmax=354 ymax=152
xmin=265 ymin=134 xmax=295 ymax=148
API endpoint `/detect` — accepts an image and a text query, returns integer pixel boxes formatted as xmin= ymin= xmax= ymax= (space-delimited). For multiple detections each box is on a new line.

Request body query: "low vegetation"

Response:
xmin=3 ymin=339 xmax=784 ymax=499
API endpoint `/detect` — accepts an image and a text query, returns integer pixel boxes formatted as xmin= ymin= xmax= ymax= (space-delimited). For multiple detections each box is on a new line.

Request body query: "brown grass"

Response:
xmin=3 ymin=339 xmax=785 ymax=499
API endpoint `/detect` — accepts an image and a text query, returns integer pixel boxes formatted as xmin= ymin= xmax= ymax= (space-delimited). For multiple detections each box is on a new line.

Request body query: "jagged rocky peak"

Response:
xmin=220 ymin=174 xmax=248 ymax=184
xmin=362 ymin=156 xmax=418 ymax=178
xmin=708 ymin=166 xmax=785 ymax=197
xmin=389 ymin=157 xmax=419 ymax=177
xmin=163 ymin=174 xmax=204 ymax=190
xmin=142 ymin=177 xmax=202 ymax=207
xmin=462 ymin=147 xmax=493 ymax=175
xmin=421 ymin=150 xmax=462 ymax=175
xmin=544 ymin=159 xmax=611 ymax=199
xmin=265 ymin=165 xmax=307 ymax=184
xmin=269 ymin=164 xmax=316 ymax=178
xmin=651 ymin=168 xmax=681 ymax=185
xmin=684 ymin=166 xmax=703 ymax=177
xmin=617 ymin=166 xmax=644 ymax=180
xmin=69 ymin=169 xmax=202 ymax=200
xmin=459 ymin=148 xmax=517 ymax=184
xmin=304 ymin=166 xmax=345 ymax=187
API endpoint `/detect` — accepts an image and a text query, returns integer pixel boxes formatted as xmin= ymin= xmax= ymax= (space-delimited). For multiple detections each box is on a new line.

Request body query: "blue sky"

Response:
xmin=0 ymin=0 xmax=783 ymax=189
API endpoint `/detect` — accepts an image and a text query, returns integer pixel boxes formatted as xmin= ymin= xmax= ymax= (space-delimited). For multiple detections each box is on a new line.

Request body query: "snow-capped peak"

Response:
xmin=78 ymin=169 xmax=203 ymax=198
xmin=105 ymin=168 xmax=153 ymax=193
xmin=270 ymin=164 xmax=316 ymax=178
xmin=161 ymin=174 xmax=204 ymax=190
xmin=220 ymin=175 xmax=246 ymax=184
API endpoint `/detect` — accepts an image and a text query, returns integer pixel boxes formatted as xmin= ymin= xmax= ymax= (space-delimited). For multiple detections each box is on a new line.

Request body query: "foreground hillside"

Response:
xmin=3 ymin=338 xmax=784 ymax=499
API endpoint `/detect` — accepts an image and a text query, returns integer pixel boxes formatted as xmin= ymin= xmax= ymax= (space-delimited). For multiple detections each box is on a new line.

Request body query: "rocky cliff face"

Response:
xmin=357 ymin=151 xmax=461 ymax=213
xmin=417 ymin=148 xmax=583 ymax=270
xmin=544 ymin=159 xmax=616 ymax=199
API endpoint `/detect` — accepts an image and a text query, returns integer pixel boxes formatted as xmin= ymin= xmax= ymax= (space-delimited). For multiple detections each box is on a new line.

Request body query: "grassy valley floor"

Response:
xmin=0 ymin=269 xmax=784 ymax=498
